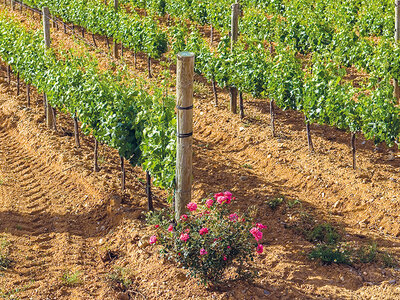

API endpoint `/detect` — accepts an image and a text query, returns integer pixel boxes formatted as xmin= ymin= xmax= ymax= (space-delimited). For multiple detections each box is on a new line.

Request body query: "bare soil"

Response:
xmin=0 ymin=4 xmax=400 ymax=299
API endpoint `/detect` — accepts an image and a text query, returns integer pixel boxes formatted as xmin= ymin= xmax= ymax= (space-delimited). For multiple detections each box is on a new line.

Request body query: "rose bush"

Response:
xmin=146 ymin=192 xmax=266 ymax=284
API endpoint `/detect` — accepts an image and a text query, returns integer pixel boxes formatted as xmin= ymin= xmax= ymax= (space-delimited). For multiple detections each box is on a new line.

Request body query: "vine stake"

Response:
xmin=270 ymin=99 xmax=275 ymax=137
xmin=7 ymin=65 xmax=11 ymax=85
xmin=94 ymin=138 xmax=99 ymax=172
xmin=74 ymin=114 xmax=80 ymax=148
xmin=146 ymin=170 xmax=153 ymax=211
xmin=92 ymin=33 xmax=97 ymax=47
xmin=148 ymin=55 xmax=152 ymax=78
xmin=351 ymin=132 xmax=356 ymax=170
xmin=229 ymin=2 xmax=239 ymax=114
xmin=120 ymin=156 xmax=125 ymax=192
xmin=43 ymin=6 xmax=56 ymax=129
xmin=305 ymin=116 xmax=314 ymax=153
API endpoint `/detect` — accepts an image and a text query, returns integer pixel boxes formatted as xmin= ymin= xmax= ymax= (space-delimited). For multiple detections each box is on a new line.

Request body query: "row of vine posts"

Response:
xmin=3 ymin=1 xmax=195 ymax=219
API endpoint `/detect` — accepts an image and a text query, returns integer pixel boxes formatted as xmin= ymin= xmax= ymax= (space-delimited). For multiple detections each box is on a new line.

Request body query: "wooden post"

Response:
xmin=175 ymin=51 xmax=194 ymax=221
xmin=230 ymin=2 xmax=239 ymax=114
xmin=43 ymin=7 xmax=55 ymax=129
xmin=146 ymin=170 xmax=153 ymax=211
xmin=395 ymin=0 xmax=400 ymax=102
xmin=231 ymin=2 xmax=239 ymax=51
xmin=113 ymin=0 xmax=119 ymax=59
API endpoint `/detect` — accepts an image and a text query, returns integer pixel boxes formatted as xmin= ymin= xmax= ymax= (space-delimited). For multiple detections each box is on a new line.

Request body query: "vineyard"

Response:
xmin=0 ymin=0 xmax=400 ymax=299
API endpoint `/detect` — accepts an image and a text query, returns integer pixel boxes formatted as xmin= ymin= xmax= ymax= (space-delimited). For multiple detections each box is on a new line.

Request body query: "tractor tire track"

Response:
xmin=0 ymin=121 xmax=109 ymax=298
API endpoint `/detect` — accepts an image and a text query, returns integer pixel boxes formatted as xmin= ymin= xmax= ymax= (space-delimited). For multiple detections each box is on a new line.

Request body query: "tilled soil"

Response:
xmin=0 ymin=3 xmax=400 ymax=299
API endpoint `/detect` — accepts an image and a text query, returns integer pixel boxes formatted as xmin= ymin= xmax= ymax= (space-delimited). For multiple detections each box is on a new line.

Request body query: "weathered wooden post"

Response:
xmin=43 ymin=6 xmax=55 ymax=129
xmin=229 ymin=2 xmax=239 ymax=114
xmin=175 ymin=52 xmax=194 ymax=221
xmin=231 ymin=2 xmax=239 ymax=51
xmin=113 ymin=0 xmax=119 ymax=59
xmin=394 ymin=0 xmax=400 ymax=102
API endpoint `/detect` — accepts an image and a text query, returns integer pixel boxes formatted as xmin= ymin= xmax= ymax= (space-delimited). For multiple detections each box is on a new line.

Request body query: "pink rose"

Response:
xmin=155 ymin=224 xmax=159 ymax=228
xmin=204 ymin=210 xmax=211 ymax=215
xmin=229 ymin=213 xmax=238 ymax=222
xmin=214 ymin=192 xmax=224 ymax=199
xmin=200 ymin=248 xmax=208 ymax=255
xmin=168 ymin=224 xmax=173 ymax=232
xmin=149 ymin=235 xmax=157 ymax=245
xmin=227 ymin=246 xmax=231 ymax=249
xmin=256 ymin=223 xmax=267 ymax=229
xmin=187 ymin=202 xmax=198 ymax=212
xmin=180 ymin=233 xmax=190 ymax=242
xmin=223 ymin=255 xmax=227 ymax=261
xmin=199 ymin=227 xmax=209 ymax=235
xmin=224 ymin=191 xmax=232 ymax=199
xmin=217 ymin=196 xmax=228 ymax=204
xmin=180 ymin=214 xmax=188 ymax=222
xmin=250 ymin=227 xmax=263 ymax=241
xmin=257 ymin=244 xmax=264 ymax=254
xmin=185 ymin=228 xmax=190 ymax=233
xmin=205 ymin=199 xmax=214 ymax=208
